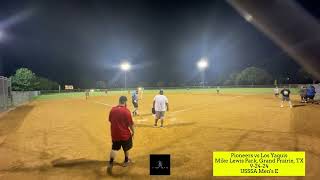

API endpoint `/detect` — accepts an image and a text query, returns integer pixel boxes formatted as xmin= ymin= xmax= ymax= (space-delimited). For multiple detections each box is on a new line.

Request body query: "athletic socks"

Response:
xmin=125 ymin=156 xmax=129 ymax=163
xmin=110 ymin=158 xmax=114 ymax=165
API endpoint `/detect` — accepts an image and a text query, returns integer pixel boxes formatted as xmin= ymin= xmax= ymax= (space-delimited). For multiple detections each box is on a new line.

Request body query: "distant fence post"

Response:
xmin=3 ymin=77 xmax=7 ymax=110
xmin=0 ymin=76 xmax=10 ymax=111
xmin=0 ymin=77 xmax=4 ymax=110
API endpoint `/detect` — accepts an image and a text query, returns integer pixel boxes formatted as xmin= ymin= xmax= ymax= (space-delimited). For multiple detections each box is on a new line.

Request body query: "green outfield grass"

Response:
xmin=35 ymin=87 xmax=299 ymax=100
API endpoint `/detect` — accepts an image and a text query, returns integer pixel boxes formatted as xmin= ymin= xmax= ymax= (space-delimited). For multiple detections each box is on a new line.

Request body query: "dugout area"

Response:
xmin=0 ymin=90 xmax=319 ymax=179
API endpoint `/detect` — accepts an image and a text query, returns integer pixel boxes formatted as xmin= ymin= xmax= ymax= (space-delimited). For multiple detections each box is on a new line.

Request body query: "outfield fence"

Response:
xmin=38 ymin=84 xmax=309 ymax=94
xmin=0 ymin=76 xmax=41 ymax=111
xmin=11 ymin=91 xmax=40 ymax=106
xmin=141 ymin=84 xmax=302 ymax=89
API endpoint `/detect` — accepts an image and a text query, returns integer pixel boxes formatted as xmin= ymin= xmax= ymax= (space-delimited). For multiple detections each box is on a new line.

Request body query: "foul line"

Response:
xmin=170 ymin=107 xmax=194 ymax=114
xmin=169 ymin=95 xmax=242 ymax=115
xmin=93 ymin=101 xmax=113 ymax=107
xmin=136 ymin=118 xmax=148 ymax=122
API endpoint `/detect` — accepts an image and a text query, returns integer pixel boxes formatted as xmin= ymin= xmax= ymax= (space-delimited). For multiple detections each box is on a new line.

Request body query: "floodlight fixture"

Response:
xmin=120 ymin=61 xmax=131 ymax=89
xmin=197 ymin=58 xmax=208 ymax=70
xmin=120 ymin=62 xmax=131 ymax=71
xmin=0 ymin=30 xmax=5 ymax=42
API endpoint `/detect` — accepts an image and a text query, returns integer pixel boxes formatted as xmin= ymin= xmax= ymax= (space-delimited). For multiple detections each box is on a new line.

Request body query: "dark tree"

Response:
xmin=11 ymin=68 xmax=38 ymax=91
xmin=235 ymin=67 xmax=272 ymax=85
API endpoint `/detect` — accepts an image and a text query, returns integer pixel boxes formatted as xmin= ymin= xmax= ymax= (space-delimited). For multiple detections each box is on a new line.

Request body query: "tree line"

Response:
xmin=223 ymin=67 xmax=273 ymax=85
xmin=9 ymin=66 xmax=315 ymax=91
xmin=223 ymin=66 xmax=314 ymax=86
xmin=10 ymin=68 xmax=59 ymax=91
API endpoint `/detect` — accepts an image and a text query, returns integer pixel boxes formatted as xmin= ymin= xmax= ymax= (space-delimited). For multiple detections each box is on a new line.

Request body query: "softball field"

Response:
xmin=0 ymin=90 xmax=319 ymax=180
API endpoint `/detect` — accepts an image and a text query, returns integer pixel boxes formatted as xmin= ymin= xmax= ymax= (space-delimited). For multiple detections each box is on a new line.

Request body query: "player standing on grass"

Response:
xmin=85 ymin=90 xmax=89 ymax=100
xmin=107 ymin=96 xmax=135 ymax=175
xmin=132 ymin=90 xmax=139 ymax=116
xmin=280 ymin=87 xmax=293 ymax=108
xmin=153 ymin=89 xmax=169 ymax=128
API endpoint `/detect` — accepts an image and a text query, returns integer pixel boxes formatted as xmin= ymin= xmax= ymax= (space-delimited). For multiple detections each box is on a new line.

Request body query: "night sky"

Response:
xmin=0 ymin=0 xmax=319 ymax=88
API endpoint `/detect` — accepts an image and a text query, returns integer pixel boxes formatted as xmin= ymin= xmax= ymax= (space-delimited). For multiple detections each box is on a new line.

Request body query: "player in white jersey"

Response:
xmin=153 ymin=89 xmax=169 ymax=128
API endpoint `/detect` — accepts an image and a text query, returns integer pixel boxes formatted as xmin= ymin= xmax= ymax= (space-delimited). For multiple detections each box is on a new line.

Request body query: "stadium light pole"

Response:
xmin=120 ymin=62 xmax=131 ymax=90
xmin=197 ymin=57 xmax=209 ymax=88
xmin=0 ymin=30 xmax=5 ymax=43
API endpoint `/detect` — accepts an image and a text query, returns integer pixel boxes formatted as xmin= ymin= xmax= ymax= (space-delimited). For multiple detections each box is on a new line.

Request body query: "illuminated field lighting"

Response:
xmin=197 ymin=58 xmax=208 ymax=70
xmin=120 ymin=62 xmax=131 ymax=71
xmin=197 ymin=57 xmax=209 ymax=88
xmin=0 ymin=30 xmax=5 ymax=41
xmin=120 ymin=61 xmax=131 ymax=89
xmin=244 ymin=14 xmax=253 ymax=22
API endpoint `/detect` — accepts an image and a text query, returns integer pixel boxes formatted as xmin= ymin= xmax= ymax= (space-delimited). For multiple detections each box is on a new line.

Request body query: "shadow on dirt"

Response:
xmin=292 ymin=104 xmax=306 ymax=108
xmin=52 ymin=158 xmax=106 ymax=168
xmin=291 ymin=104 xmax=320 ymax=139
xmin=0 ymin=105 xmax=34 ymax=138
xmin=51 ymin=158 xmax=134 ymax=178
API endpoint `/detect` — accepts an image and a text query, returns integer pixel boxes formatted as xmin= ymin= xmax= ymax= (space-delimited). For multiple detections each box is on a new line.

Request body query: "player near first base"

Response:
xmin=107 ymin=96 xmax=135 ymax=175
xmin=153 ymin=89 xmax=169 ymax=128
xmin=131 ymin=89 xmax=139 ymax=116
xmin=85 ymin=90 xmax=90 ymax=100
xmin=280 ymin=87 xmax=292 ymax=108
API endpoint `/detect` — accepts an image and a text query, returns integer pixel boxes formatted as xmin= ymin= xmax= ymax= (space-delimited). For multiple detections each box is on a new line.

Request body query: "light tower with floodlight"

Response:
xmin=197 ymin=57 xmax=209 ymax=88
xmin=0 ymin=30 xmax=5 ymax=42
xmin=120 ymin=62 xmax=131 ymax=89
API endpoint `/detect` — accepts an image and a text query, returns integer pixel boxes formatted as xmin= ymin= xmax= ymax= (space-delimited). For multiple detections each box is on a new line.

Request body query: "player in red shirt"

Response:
xmin=107 ymin=96 xmax=135 ymax=175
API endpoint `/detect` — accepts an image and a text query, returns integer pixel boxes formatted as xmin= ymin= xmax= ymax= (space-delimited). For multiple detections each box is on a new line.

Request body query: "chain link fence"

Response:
xmin=0 ymin=76 xmax=12 ymax=111
xmin=11 ymin=91 xmax=40 ymax=106
xmin=0 ymin=76 xmax=41 ymax=111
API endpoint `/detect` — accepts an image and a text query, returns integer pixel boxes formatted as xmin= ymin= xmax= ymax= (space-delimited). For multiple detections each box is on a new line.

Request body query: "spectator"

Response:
xmin=306 ymin=84 xmax=316 ymax=103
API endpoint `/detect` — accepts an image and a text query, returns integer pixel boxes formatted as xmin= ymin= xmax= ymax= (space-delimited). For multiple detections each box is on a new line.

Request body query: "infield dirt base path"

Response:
xmin=0 ymin=93 xmax=319 ymax=179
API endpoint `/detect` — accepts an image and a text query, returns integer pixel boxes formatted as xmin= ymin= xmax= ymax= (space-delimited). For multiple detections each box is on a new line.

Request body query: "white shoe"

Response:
xmin=280 ymin=105 xmax=284 ymax=108
xmin=121 ymin=159 xmax=133 ymax=167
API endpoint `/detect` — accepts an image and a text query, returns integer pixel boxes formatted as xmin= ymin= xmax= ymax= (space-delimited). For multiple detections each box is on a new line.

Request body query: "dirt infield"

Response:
xmin=0 ymin=92 xmax=319 ymax=179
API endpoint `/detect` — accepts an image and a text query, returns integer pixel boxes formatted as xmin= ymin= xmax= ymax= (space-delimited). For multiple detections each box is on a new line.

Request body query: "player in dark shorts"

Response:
xmin=85 ymin=90 xmax=89 ymax=100
xmin=280 ymin=87 xmax=292 ymax=108
xmin=299 ymin=85 xmax=307 ymax=103
xmin=131 ymin=90 xmax=139 ymax=116
xmin=107 ymin=96 xmax=135 ymax=175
